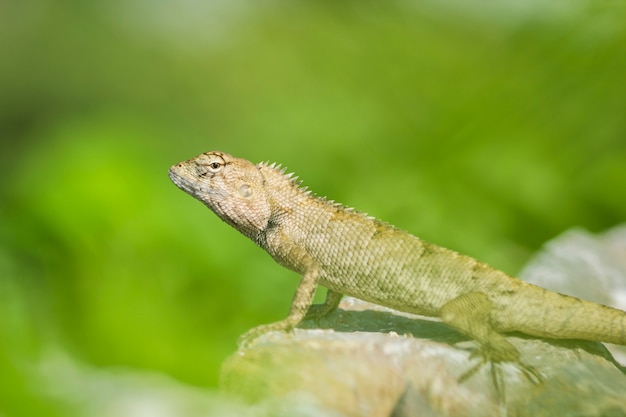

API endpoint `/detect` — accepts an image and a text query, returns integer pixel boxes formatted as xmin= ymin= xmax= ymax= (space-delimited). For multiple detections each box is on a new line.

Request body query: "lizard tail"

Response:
xmin=502 ymin=286 xmax=626 ymax=346
xmin=573 ymin=300 xmax=626 ymax=345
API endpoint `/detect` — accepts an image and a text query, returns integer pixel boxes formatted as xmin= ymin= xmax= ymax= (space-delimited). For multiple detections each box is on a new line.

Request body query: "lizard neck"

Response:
xmin=256 ymin=162 xmax=316 ymax=234
xmin=254 ymin=163 xmax=333 ymax=272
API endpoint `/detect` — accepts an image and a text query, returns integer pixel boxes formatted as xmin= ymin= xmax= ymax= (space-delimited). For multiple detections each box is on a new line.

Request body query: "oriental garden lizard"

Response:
xmin=169 ymin=150 xmax=626 ymax=400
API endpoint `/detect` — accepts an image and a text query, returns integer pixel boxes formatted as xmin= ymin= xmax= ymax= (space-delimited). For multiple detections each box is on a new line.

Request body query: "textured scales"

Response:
xmin=169 ymin=151 xmax=626 ymax=396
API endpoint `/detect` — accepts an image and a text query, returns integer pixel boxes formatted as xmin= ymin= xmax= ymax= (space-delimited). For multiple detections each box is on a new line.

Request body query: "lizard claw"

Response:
xmin=237 ymin=320 xmax=298 ymax=349
xmin=237 ymin=324 xmax=275 ymax=349
xmin=517 ymin=361 xmax=543 ymax=385
xmin=237 ymin=325 xmax=270 ymax=349
xmin=236 ymin=331 xmax=256 ymax=349
xmin=458 ymin=343 xmax=543 ymax=405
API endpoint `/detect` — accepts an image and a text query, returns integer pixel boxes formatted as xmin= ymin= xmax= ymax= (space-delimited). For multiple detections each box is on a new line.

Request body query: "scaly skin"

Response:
xmin=169 ymin=150 xmax=626 ymax=397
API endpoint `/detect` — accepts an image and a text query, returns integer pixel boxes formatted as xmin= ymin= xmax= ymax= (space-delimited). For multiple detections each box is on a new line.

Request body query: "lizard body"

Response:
xmin=169 ymin=151 xmax=626 ymax=391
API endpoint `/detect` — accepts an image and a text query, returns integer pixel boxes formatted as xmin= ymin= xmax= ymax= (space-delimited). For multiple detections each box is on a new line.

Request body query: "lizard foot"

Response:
xmin=440 ymin=291 xmax=543 ymax=404
xmin=458 ymin=342 xmax=543 ymax=404
xmin=237 ymin=319 xmax=297 ymax=349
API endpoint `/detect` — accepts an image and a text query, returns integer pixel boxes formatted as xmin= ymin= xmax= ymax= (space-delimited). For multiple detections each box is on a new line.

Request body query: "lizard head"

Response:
xmin=169 ymin=151 xmax=271 ymax=240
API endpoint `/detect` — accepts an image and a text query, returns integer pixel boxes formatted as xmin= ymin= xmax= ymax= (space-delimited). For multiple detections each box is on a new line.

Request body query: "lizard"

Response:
xmin=168 ymin=150 xmax=626 ymax=400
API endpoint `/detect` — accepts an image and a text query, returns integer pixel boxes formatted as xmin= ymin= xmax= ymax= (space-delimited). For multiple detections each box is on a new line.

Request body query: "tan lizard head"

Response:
xmin=168 ymin=151 xmax=271 ymax=239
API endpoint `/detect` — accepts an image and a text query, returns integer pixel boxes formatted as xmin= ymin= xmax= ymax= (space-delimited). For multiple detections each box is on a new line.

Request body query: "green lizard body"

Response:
xmin=169 ymin=151 xmax=626 ymax=395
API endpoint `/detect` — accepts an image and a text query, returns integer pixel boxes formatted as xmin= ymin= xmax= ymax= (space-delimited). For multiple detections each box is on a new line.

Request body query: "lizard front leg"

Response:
xmin=439 ymin=292 xmax=542 ymax=403
xmin=238 ymin=266 xmax=320 ymax=348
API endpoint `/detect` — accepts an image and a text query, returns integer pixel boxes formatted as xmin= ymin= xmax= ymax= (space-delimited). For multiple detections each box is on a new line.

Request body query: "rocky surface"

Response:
xmin=221 ymin=226 xmax=626 ymax=416
xmin=222 ymin=298 xmax=626 ymax=416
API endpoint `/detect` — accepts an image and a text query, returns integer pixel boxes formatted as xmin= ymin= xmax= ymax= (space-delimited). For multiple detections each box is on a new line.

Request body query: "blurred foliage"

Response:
xmin=1 ymin=0 xmax=626 ymax=415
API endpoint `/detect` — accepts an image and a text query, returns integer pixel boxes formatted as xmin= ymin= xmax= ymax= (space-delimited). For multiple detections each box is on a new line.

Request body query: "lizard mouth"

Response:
xmin=168 ymin=166 xmax=196 ymax=195
xmin=168 ymin=166 xmax=229 ymax=200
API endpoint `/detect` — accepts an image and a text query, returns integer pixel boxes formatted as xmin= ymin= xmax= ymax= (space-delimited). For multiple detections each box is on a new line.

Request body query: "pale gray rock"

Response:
xmin=221 ymin=225 xmax=626 ymax=416
xmin=222 ymin=298 xmax=626 ymax=416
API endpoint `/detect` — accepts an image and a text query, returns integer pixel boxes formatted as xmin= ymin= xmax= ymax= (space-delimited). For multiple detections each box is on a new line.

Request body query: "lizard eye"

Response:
xmin=207 ymin=161 xmax=223 ymax=173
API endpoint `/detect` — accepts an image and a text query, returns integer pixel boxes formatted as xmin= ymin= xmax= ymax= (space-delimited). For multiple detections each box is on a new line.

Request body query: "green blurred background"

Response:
xmin=1 ymin=1 xmax=625 ymax=415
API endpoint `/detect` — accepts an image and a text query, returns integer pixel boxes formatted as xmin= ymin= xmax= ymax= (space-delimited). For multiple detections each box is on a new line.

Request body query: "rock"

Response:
xmin=222 ymin=298 xmax=626 ymax=416
xmin=221 ymin=225 xmax=626 ymax=416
